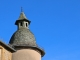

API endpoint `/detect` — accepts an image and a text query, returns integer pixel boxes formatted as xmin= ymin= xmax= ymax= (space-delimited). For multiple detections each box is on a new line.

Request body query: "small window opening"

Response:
xmin=26 ymin=23 xmax=28 ymax=27
xmin=20 ymin=22 xmax=23 ymax=26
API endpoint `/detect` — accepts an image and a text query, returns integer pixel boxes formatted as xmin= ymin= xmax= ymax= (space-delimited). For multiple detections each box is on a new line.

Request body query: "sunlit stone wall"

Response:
xmin=0 ymin=45 xmax=12 ymax=60
xmin=0 ymin=49 xmax=1 ymax=60
xmin=12 ymin=49 xmax=41 ymax=60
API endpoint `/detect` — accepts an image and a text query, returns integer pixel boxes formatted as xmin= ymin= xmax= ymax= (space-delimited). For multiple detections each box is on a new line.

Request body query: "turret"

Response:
xmin=9 ymin=9 xmax=45 ymax=60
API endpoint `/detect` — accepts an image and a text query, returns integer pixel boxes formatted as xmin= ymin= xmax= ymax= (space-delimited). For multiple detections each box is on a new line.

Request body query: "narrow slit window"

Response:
xmin=20 ymin=22 xmax=23 ymax=26
xmin=26 ymin=23 xmax=27 ymax=27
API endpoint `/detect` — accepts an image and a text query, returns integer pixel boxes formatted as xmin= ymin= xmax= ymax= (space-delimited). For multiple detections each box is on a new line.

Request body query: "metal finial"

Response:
xmin=21 ymin=7 xmax=23 ymax=12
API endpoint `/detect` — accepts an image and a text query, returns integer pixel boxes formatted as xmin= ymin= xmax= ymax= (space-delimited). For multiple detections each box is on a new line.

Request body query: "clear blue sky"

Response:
xmin=0 ymin=0 xmax=80 ymax=60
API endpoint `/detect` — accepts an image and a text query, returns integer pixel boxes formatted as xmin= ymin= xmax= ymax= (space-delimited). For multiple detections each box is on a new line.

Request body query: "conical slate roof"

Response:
xmin=15 ymin=11 xmax=31 ymax=25
xmin=18 ymin=12 xmax=27 ymax=20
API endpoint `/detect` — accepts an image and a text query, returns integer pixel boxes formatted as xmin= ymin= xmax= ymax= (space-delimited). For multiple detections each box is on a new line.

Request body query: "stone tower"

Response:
xmin=9 ymin=11 xmax=45 ymax=60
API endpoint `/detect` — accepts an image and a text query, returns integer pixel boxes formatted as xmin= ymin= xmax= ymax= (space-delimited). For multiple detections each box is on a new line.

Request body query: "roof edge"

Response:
xmin=13 ymin=45 xmax=45 ymax=57
xmin=0 ymin=40 xmax=16 ymax=52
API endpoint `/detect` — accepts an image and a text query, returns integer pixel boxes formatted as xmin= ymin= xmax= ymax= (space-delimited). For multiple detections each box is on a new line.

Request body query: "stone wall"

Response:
xmin=0 ymin=49 xmax=1 ymax=60
xmin=12 ymin=49 xmax=41 ymax=60
xmin=0 ymin=46 xmax=12 ymax=60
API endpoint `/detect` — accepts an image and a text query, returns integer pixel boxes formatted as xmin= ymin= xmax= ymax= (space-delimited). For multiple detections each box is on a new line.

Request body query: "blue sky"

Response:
xmin=0 ymin=0 xmax=80 ymax=60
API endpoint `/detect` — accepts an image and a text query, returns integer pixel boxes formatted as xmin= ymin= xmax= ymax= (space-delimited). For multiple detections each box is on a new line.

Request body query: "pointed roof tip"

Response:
xmin=15 ymin=8 xmax=31 ymax=25
xmin=18 ymin=12 xmax=27 ymax=20
xmin=18 ymin=7 xmax=28 ymax=20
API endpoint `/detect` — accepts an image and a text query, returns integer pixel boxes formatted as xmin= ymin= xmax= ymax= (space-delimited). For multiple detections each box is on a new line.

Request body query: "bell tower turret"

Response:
xmin=9 ymin=8 xmax=45 ymax=60
xmin=15 ymin=9 xmax=31 ymax=29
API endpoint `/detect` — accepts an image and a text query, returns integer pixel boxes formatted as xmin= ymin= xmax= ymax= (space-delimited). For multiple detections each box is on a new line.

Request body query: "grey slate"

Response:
xmin=9 ymin=28 xmax=37 ymax=46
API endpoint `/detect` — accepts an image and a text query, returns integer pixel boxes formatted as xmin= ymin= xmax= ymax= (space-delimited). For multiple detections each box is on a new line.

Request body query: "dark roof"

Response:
xmin=15 ymin=12 xmax=31 ymax=25
xmin=18 ymin=12 xmax=27 ymax=20
xmin=9 ymin=28 xmax=37 ymax=46
xmin=0 ymin=41 xmax=16 ymax=52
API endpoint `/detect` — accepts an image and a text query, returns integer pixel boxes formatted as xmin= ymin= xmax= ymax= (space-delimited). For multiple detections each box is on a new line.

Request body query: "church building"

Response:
xmin=0 ymin=10 xmax=45 ymax=60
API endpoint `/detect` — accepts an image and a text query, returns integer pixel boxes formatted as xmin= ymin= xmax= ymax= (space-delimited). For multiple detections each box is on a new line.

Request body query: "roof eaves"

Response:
xmin=0 ymin=40 xmax=16 ymax=52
